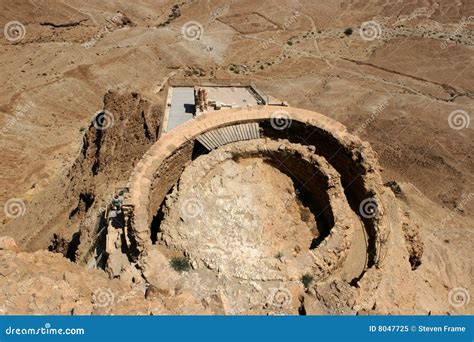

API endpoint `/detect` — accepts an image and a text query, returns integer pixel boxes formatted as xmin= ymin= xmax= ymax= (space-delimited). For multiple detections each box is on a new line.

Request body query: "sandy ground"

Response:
xmin=0 ymin=0 xmax=472 ymax=315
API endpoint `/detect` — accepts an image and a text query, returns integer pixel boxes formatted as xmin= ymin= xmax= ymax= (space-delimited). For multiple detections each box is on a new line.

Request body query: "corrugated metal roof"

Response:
xmin=197 ymin=123 xmax=261 ymax=150
xmin=167 ymin=87 xmax=195 ymax=131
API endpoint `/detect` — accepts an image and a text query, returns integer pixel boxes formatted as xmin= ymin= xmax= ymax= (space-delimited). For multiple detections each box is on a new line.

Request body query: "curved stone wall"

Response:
xmin=125 ymin=106 xmax=390 ymax=277
xmin=156 ymin=139 xmax=356 ymax=281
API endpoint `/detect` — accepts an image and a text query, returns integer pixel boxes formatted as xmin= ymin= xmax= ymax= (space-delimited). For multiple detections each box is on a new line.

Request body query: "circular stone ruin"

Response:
xmin=123 ymin=106 xmax=394 ymax=314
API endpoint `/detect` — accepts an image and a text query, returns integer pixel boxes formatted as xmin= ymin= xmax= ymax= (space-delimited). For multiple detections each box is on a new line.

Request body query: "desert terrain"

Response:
xmin=0 ymin=0 xmax=472 ymax=315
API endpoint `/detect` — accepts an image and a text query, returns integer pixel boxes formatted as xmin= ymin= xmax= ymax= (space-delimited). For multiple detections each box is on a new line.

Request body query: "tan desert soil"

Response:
xmin=0 ymin=0 xmax=472 ymax=315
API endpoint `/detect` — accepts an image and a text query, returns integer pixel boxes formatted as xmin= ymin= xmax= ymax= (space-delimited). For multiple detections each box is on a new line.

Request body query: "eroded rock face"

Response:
xmin=0 ymin=238 xmax=212 ymax=315
xmin=2 ymin=91 xmax=161 ymax=259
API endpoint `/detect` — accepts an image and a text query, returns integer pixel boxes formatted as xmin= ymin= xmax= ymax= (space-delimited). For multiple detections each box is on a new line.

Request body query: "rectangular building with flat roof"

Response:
xmin=162 ymin=84 xmax=272 ymax=133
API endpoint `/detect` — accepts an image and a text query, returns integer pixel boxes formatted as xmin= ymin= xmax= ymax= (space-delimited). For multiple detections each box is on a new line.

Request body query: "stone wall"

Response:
xmin=124 ymin=106 xmax=390 ymax=281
